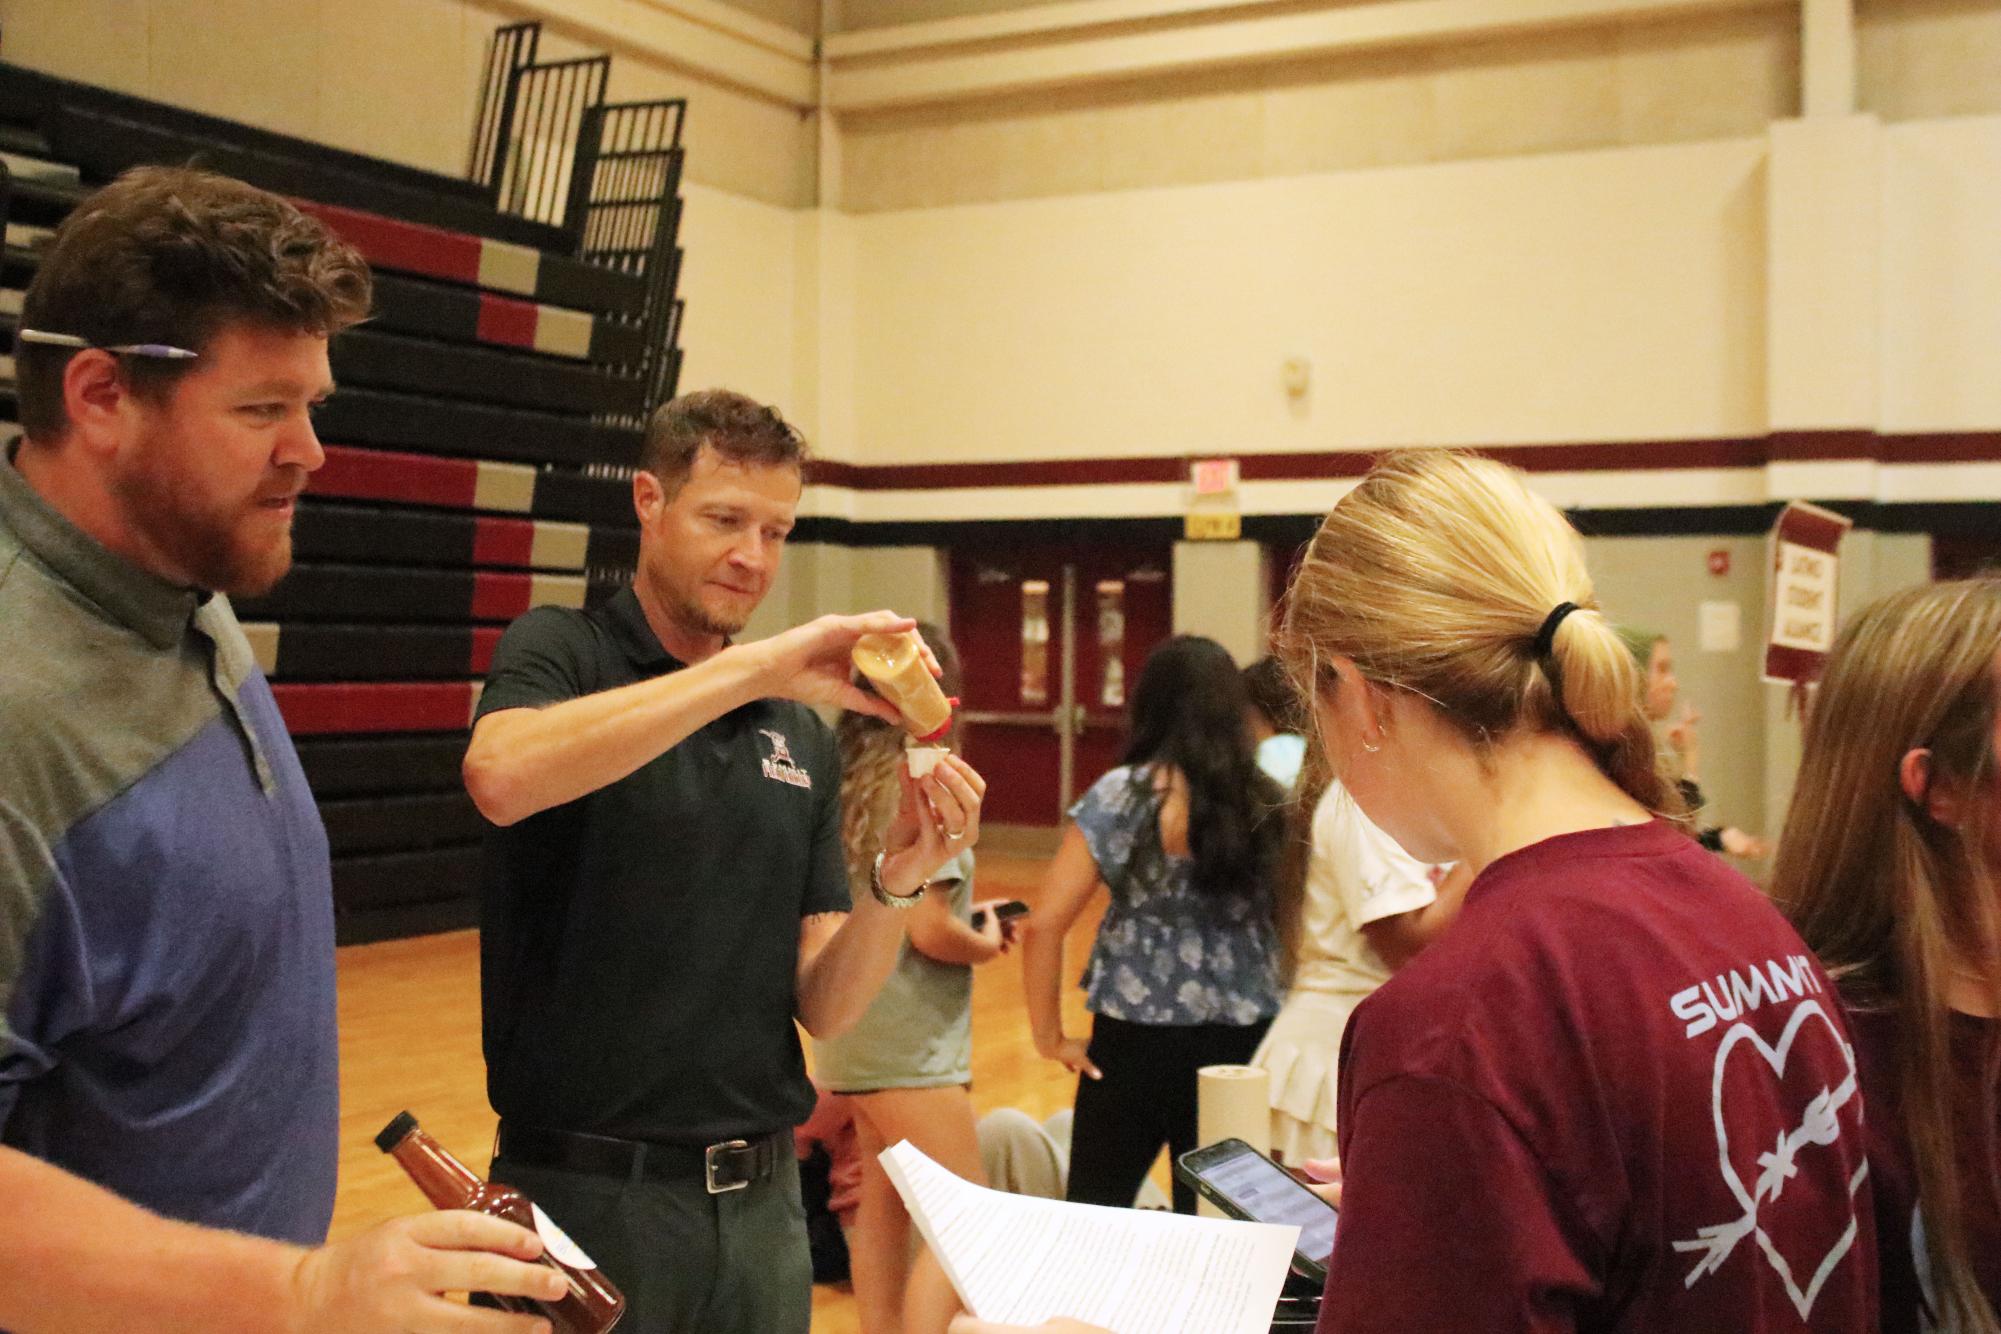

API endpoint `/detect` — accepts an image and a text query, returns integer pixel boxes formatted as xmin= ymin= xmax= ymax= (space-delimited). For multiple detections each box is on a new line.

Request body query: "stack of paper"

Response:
xmin=881 ymin=1140 xmax=1297 ymax=1334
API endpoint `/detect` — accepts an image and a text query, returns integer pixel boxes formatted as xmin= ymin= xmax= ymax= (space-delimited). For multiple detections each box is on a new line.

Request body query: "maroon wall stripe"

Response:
xmin=804 ymin=431 xmax=2001 ymax=493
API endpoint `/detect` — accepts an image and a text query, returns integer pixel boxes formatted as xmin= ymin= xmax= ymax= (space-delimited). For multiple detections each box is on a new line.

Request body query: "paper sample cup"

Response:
xmin=906 ymin=747 xmax=949 ymax=779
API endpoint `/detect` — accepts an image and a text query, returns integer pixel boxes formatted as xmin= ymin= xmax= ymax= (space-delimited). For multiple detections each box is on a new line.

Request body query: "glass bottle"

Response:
xmin=377 ymin=1111 xmax=625 ymax=1332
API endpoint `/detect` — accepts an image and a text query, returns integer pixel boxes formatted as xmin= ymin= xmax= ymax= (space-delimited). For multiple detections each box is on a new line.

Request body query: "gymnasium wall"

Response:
xmin=0 ymin=0 xmax=819 ymax=207
xmin=4 ymin=0 xmax=1993 ymax=842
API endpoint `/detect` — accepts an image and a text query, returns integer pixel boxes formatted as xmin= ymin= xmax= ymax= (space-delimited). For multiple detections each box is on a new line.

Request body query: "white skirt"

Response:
xmin=1250 ymin=989 xmax=1369 ymax=1164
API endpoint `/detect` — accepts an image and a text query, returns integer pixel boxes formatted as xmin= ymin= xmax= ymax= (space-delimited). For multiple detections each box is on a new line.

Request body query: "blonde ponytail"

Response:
xmin=1278 ymin=450 xmax=1683 ymax=820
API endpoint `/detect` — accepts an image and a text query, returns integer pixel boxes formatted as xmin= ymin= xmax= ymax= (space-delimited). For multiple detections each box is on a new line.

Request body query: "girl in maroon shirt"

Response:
xmin=1270 ymin=450 xmax=1877 ymax=1332
xmin=1774 ymin=577 xmax=2001 ymax=1334
xmin=922 ymin=451 xmax=1877 ymax=1334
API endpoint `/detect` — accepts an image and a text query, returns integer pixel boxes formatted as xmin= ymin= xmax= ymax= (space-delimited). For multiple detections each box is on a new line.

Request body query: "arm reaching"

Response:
xmin=0 ymin=1145 xmax=565 ymax=1334
xmin=1020 ymin=825 xmax=1106 ymax=1081
xmin=466 ymin=610 xmax=918 ymax=827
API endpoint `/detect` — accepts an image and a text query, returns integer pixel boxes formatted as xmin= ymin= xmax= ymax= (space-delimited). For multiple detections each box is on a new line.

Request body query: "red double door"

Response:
xmin=948 ymin=543 xmax=1172 ymax=829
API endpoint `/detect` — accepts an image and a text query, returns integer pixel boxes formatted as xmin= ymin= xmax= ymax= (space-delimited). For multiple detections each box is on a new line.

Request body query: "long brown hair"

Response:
xmin=1773 ymin=577 xmax=2001 ymax=1334
xmin=1276 ymin=450 xmax=1683 ymax=819
xmin=836 ymin=621 xmax=962 ymax=890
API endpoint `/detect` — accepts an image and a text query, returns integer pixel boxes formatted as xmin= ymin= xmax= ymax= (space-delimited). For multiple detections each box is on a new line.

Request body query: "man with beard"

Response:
xmin=463 ymin=389 xmax=987 ymax=1334
xmin=1 ymin=167 xmax=576 ymax=1331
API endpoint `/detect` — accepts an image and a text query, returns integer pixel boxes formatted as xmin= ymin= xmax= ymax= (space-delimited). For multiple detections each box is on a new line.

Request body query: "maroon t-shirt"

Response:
xmin=1847 ymin=1005 xmax=2001 ymax=1333
xmin=1316 ymin=821 xmax=1877 ymax=1332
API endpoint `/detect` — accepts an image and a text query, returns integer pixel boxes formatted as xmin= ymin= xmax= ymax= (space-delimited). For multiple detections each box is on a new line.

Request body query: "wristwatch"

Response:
xmin=870 ymin=851 xmax=924 ymax=909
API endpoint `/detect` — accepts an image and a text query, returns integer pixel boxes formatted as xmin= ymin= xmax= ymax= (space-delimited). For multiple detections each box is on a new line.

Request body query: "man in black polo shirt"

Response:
xmin=465 ymin=389 xmax=985 ymax=1334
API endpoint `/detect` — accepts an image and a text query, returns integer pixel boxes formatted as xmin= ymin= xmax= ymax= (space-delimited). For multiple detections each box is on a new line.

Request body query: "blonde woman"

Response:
xmin=815 ymin=624 xmax=1013 ymax=1334
xmin=918 ymin=452 xmax=1879 ymax=1334
xmin=1773 ymin=578 xmax=2001 ymax=1333
xmin=1618 ymin=626 xmax=1768 ymax=859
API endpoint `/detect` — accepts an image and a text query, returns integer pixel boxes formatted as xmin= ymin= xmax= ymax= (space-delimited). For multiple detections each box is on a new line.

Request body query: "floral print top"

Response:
xmin=1069 ymin=764 xmax=1282 ymax=1027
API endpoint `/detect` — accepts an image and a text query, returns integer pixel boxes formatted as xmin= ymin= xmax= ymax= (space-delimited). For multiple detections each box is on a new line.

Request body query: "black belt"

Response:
xmin=496 ymin=1122 xmax=787 ymax=1195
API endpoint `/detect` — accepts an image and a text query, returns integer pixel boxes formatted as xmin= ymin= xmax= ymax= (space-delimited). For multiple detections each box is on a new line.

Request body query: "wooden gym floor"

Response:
xmin=329 ymin=854 xmax=1100 ymax=1334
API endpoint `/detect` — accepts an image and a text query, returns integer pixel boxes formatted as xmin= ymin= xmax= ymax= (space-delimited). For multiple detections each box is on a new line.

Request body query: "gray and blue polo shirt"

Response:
xmin=0 ymin=447 xmax=338 ymax=1244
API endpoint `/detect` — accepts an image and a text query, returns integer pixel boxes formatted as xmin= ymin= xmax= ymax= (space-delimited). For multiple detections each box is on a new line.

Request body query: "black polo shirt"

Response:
xmin=475 ymin=588 xmax=850 ymax=1144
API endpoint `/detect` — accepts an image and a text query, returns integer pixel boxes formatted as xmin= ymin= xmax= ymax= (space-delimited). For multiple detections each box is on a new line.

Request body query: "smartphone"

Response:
xmin=969 ymin=900 xmax=1029 ymax=931
xmin=1175 ymin=1139 xmax=1338 ymax=1283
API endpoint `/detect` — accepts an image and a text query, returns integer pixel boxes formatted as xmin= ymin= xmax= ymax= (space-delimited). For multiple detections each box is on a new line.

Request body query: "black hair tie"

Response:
xmin=1534 ymin=602 xmax=1581 ymax=659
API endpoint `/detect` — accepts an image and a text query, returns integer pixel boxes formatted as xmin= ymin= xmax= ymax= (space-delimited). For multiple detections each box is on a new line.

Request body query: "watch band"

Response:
xmin=870 ymin=851 xmax=923 ymax=909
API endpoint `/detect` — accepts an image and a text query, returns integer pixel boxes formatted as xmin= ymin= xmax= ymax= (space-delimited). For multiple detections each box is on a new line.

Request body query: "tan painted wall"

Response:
xmin=844 ymin=137 xmax=1770 ymax=465
xmin=839 ymin=9 xmax=1797 ymax=211
xmin=0 ymin=0 xmax=817 ymax=207
xmin=1881 ymin=116 xmax=2001 ymax=431
xmin=1858 ymin=0 xmax=2001 ymax=121
xmin=833 ymin=0 xmax=1074 ymax=31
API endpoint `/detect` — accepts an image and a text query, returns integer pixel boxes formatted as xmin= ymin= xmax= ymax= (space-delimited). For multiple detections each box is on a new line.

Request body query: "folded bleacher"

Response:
xmin=0 ymin=27 xmax=686 ymax=943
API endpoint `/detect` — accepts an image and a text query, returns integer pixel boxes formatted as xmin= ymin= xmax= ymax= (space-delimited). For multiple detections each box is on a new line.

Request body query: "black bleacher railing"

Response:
xmin=500 ymin=55 xmax=610 ymax=230
xmin=0 ymin=46 xmax=684 ymax=942
xmin=574 ymin=98 xmax=689 ymax=421
xmin=469 ymin=20 xmax=540 ymax=200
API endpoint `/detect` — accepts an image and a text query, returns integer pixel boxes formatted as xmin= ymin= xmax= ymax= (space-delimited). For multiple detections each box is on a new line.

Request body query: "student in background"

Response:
xmin=1020 ymin=635 xmax=1287 ymax=1216
xmin=1774 ymin=578 xmax=2001 ymax=1334
xmin=1244 ymin=655 xmax=1308 ymax=794
xmin=815 ymin=624 xmax=1016 ymax=1334
xmin=1252 ymin=778 xmax=1469 ymax=1164
xmin=1619 ymin=626 xmax=1768 ymax=860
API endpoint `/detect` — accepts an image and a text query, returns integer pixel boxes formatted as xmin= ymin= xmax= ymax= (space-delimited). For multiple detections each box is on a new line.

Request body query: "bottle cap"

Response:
xmin=915 ymin=697 xmax=960 ymax=744
xmin=375 ymin=1110 xmax=419 ymax=1153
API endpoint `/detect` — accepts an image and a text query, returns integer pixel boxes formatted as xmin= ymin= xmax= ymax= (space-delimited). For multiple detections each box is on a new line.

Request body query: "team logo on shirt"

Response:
xmin=758 ymin=729 xmax=812 ymax=789
xmin=1670 ymin=994 xmax=1868 ymax=1319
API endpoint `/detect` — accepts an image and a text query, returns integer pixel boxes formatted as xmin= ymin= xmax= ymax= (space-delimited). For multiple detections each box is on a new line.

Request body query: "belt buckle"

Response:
xmin=705 ymin=1138 xmax=751 ymax=1194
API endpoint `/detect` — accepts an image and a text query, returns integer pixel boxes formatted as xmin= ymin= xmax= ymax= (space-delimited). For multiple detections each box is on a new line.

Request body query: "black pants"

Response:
xmin=1065 ymin=1013 xmax=1271 ymax=1215
xmin=487 ymin=1146 xmax=812 ymax=1334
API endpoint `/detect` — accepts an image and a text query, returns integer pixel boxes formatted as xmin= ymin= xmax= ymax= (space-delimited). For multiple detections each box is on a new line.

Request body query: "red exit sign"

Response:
xmin=1191 ymin=458 xmax=1239 ymax=495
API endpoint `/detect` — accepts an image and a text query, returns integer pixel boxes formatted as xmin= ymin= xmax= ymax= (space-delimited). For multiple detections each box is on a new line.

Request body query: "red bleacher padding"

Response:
xmin=314 ymin=445 xmax=479 ymax=508
xmin=475 ymin=293 xmax=539 ymax=347
xmin=308 ymin=447 xmax=637 ymax=529
xmin=472 ymin=517 xmax=535 ymax=567
xmin=273 ymin=682 xmax=480 ymax=736
xmin=472 ymin=572 xmax=535 ymax=622
xmin=298 ymin=199 xmax=490 ymax=290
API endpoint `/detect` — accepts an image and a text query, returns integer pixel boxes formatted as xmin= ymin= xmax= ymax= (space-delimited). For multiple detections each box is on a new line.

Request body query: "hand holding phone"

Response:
xmin=1175 ymin=1139 xmax=1339 ymax=1283
xmin=969 ymin=899 xmax=1029 ymax=935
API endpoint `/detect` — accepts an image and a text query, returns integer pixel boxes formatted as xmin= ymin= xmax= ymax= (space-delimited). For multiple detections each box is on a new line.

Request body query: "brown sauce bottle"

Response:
xmin=376 ymin=1111 xmax=625 ymax=1333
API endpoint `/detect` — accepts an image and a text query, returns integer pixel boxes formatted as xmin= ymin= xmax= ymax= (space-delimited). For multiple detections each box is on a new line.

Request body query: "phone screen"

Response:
xmin=1193 ymin=1147 xmax=1338 ymax=1267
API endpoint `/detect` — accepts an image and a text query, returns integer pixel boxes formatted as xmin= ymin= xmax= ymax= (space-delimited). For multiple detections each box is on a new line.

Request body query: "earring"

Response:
xmin=1360 ymin=737 xmax=1381 ymax=755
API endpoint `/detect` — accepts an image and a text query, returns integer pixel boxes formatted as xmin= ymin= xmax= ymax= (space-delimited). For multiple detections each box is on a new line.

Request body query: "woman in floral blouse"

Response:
xmin=1019 ymin=634 xmax=1289 ymax=1213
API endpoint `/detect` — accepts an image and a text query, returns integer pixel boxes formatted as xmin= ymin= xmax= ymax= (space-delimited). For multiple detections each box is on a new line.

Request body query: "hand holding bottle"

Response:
xmin=287 ymin=1211 xmax=566 ymax=1333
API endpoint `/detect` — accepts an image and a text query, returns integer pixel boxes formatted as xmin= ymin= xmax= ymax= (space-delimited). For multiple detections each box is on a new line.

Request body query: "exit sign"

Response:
xmin=1190 ymin=459 xmax=1239 ymax=495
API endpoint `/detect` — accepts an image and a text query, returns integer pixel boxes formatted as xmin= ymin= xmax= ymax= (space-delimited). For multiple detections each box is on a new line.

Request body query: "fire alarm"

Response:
xmin=1707 ymin=550 xmax=1731 ymax=577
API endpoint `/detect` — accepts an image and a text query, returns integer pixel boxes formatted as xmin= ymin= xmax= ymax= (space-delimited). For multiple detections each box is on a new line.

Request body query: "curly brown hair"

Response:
xmin=16 ymin=165 xmax=373 ymax=440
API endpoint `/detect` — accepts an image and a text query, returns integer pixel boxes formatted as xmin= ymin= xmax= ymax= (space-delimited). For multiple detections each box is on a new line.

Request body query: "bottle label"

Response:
xmin=532 ymin=1203 xmax=598 ymax=1270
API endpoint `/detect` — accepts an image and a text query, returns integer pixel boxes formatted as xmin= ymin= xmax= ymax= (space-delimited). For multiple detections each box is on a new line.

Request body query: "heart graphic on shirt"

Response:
xmin=1671 ymin=998 xmax=1867 ymax=1320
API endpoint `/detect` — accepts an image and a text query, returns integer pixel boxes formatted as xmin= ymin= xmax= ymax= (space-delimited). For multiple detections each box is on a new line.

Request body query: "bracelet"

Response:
xmin=869 ymin=851 xmax=923 ymax=909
